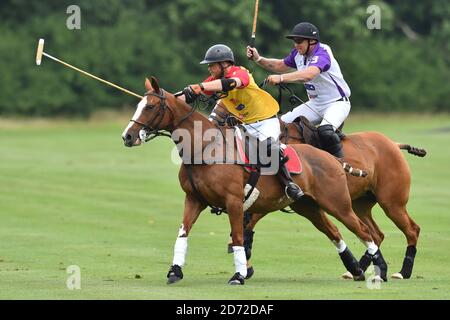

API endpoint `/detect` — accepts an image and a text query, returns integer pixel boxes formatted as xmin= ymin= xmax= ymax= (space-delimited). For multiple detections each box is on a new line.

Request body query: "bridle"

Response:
xmin=129 ymin=89 xmax=195 ymax=141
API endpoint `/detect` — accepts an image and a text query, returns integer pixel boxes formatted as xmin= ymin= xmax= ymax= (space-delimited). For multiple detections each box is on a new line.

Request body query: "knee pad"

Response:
xmin=317 ymin=124 xmax=343 ymax=157
xmin=318 ymin=124 xmax=339 ymax=144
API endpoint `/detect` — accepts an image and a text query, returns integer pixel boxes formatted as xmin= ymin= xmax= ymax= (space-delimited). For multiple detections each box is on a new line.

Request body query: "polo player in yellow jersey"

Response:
xmin=182 ymin=44 xmax=304 ymax=201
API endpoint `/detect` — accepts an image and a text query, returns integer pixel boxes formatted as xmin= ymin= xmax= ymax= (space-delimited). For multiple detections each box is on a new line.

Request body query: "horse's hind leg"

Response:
xmin=379 ymin=201 xmax=420 ymax=279
xmin=353 ymin=196 xmax=385 ymax=271
xmin=318 ymin=191 xmax=389 ymax=281
xmin=290 ymin=198 xmax=365 ymax=280
xmin=340 ymin=197 xmax=384 ymax=280
xmin=374 ymin=145 xmax=420 ymax=279
xmin=353 ymin=196 xmax=385 ymax=246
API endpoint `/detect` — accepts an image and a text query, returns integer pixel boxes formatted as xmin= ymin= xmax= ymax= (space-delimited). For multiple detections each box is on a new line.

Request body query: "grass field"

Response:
xmin=1 ymin=113 xmax=450 ymax=300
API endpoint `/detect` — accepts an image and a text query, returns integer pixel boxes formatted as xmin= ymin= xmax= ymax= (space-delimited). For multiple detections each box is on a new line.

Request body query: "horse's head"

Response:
xmin=122 ymin=76 xmax=173 ymax=147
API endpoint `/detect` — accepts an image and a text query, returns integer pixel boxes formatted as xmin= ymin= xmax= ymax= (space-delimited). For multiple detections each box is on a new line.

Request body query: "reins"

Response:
xmin=130 ymin=90 xmax=195 ymax=141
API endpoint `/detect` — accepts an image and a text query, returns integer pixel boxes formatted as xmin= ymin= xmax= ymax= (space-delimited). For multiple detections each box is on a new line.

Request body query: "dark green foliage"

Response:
xmin=0 ymin=0 xmax=448 ymax=116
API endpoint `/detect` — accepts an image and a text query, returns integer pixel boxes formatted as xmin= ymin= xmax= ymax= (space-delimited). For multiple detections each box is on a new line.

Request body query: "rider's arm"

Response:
xmin=201 ymin=77 xmax=243 ymax=92
xmin=267 ymin=46 xmax=331 ymax=85
xmin=182 ymin=77 xmax=242 ymax=98
xmin=278 ymin=47 xmax=331 ymax=83
xmin=202 ymin=67 xmax=250 ymax=92
xmin=256 ymin=57 xmax=294 ymax=73
xmin=266 ymin=66 xmax=321 ymax=85
xmin=247 ymin=46 xmax=294 ymax=73
xmin=281 ymin=66 xmax=321 ymax=83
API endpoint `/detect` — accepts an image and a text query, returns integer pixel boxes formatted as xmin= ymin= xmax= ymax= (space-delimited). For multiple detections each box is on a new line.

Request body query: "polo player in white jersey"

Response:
xmin=247 ymin=22 xmax=351 ymax=158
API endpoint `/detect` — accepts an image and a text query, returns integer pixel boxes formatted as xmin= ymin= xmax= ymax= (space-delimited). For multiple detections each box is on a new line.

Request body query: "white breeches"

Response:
xmin=243 ymin=117 xmax=280 ymax=141
xmin=281 ymin=100 xmax=351 ymax=130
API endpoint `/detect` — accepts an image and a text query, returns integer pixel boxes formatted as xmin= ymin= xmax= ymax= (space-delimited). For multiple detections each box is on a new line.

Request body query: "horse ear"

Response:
xmin=150 ymin=76 xmax=160 ymax=94
xmin=145 ymin=78 xmax=152 ymax=91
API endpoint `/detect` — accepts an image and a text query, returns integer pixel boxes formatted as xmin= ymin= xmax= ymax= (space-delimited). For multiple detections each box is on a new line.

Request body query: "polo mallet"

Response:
xmin=35 ymin=38 xmax=144 ymax=99
xmin=248 ymin=0 xmax=260 ymax=60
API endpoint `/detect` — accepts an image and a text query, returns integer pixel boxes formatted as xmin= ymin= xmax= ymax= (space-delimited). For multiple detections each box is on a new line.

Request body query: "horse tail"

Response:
xmin=340 ymin=160 xmax=368 ymax=178
xmin=397 ymin=143 xmax=427 ymax=157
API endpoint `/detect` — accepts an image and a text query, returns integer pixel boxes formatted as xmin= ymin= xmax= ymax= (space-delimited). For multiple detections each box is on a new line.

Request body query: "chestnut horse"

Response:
xmin=238 ymin=116 xmax=426 ymax=281
xmin=122 ymin=77 xmax=388 ymax=285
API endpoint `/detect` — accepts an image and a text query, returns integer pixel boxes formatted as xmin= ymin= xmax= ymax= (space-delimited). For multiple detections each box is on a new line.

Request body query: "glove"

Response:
xmin=246 ymin=46 xmax=260 ymax=62
xmin=182 ymin=86 xmax=198 ymax=104
xmin=182 ymin=84 xmax=204 ymax=104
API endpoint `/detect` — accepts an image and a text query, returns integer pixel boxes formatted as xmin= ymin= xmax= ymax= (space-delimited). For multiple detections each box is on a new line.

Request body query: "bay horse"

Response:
xmin=232 ymin=113 xmax=426 ymax=281
xmin=122 ymin=77 xmax=389 ymax=285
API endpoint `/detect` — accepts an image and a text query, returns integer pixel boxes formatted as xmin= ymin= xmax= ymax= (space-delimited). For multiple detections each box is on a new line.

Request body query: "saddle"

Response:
xmin=293 ymin=116 xmax=346 ymax=148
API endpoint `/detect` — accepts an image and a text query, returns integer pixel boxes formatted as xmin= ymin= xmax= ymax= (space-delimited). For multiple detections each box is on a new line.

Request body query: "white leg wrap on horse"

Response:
xmin=332 ymin=240 xmax=347 ymax=253
xmin=172 ymin=237 xmax=188 ymax=267
xmin=232 ymin=246 xmax=247 ymax=278
xmin=365 ymin=241 xmax=379 ymax=255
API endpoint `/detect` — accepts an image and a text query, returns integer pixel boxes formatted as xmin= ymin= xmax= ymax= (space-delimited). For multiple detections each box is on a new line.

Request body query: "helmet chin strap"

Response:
xmin=218 ymin=61 xmax=231 ymax=78
xmin=303 ymin=40 xmax=317 ymax=65
xmin=303 ymin=41 xmax=311 ymax=65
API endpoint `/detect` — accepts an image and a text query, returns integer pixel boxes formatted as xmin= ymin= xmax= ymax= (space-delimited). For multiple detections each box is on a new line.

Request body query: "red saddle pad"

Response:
xmin=283 ymin=145 xmax=302 ymax=175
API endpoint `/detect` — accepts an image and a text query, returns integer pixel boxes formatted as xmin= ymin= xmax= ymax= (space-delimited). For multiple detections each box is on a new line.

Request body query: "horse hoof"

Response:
xmin=228 ymin=272 xmax=245 ymax=285
xmin=245 ymin=266 xmax=254 ymax=280
xmin=372 ymin=275 xmax=384 ymax=283
xmin=167 ymin=275 xmax=182 ymax=284
xmin=341 ymin=271 xmax=353 ymax=280
xmin=391 ymin=272 xmax=404 ymax=279
xmin=353 ymin=271 xmax=366 ymax=282
xmin=166 ymin=265 xmax=183 ymax=285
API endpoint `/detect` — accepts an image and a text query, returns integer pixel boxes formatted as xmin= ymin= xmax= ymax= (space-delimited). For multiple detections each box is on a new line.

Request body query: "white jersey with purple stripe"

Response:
xmin=283 ymin=43 xmax=351 ymax=106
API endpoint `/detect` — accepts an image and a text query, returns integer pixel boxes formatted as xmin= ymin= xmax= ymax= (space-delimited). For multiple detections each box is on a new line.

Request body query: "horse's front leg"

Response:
xmin=226 ymin=195 xmax=247 ymax=285
xmin=167 ymin=194 xmax=205 ymax=284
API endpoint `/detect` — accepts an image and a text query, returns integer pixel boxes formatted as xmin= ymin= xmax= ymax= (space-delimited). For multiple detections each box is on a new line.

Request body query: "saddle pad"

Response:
xmin=235 ymin=129 xmax=302 ymax=175
xmin=283 ymin=145 xmax=302 ymax=175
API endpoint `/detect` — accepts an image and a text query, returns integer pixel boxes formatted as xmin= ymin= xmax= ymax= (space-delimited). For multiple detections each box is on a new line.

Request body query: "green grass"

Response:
xmin=1 ymin=113 xmax=450 ymax=299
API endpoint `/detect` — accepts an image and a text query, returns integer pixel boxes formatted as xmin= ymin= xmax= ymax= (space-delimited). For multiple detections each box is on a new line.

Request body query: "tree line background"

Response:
xmin=0 ymin=0 xmax=449 ymax=116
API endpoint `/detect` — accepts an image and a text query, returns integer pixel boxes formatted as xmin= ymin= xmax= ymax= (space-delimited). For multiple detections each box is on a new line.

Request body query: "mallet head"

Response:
xmin=36 ymin=39 xmax=45 ymax=66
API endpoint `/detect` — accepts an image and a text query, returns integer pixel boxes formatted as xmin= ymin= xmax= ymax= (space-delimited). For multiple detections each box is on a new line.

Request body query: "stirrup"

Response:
xmin=285 ymin=182 xmax=304 ymax=201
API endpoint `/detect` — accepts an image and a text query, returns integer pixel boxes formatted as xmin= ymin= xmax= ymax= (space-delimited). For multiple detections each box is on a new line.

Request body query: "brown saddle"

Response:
xmin=293 ymin=116 xmax=346 ymax=149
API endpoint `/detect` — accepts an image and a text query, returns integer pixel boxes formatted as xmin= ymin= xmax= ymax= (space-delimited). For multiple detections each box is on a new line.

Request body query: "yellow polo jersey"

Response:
xmin=205 ymin=66 xmax=279 ymax=124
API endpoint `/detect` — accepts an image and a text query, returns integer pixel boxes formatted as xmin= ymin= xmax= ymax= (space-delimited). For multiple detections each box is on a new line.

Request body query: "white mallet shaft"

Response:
xmin=36 ymin=39 xmax=143 ymax=99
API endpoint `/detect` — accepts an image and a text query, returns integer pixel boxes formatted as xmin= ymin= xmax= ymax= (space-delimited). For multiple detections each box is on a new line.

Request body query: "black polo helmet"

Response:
xmin=286 ymin=22 xmax=320 ymax=41
xmin=200 ymin=44 xmax=235 ymax=64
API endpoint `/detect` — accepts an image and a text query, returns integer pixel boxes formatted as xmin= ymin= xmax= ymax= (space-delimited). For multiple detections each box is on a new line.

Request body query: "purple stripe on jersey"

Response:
xmin=283 ymin=49 xmax=298 ymax=68
xmin=309 ymin=45 xmax=331 ymax=72
xmin=329 ymin=74 xmax=346 ymax=98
